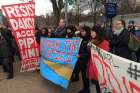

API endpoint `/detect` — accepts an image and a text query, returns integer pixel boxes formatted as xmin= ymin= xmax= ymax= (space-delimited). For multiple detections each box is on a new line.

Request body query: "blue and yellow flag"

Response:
xmin=40 ymin=38 xmax=81 ymax=89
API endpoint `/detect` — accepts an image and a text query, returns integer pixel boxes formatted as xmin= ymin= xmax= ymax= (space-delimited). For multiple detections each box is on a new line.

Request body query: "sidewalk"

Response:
xmin=0 ymin=61 xmax=96 ymax=93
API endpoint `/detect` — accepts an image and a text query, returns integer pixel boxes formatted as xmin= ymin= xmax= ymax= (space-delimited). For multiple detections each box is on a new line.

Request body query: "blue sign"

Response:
xmin=106 ymin=3 xmax=117 ymax=18
xmin=40 ymin=38 xmax=82 ymax=89
xmin=40 ymin=38 xmax=81 ymax=65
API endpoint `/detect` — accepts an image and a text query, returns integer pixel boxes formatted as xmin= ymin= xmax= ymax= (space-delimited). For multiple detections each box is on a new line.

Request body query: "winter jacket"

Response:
xmin=35 ymin=31 xmax=41 ymax=45
xmin=0 ymin=28 xmax=14 ymax=58
xmin=54 ymin=27 xmax=66 ymax=38
xmin=110 ymin=29 xmax=132 ymax=59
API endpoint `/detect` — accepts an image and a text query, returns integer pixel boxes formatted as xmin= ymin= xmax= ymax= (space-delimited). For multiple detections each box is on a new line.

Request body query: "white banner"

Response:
xmin=91 ymin=45 xmax=140 ymax=93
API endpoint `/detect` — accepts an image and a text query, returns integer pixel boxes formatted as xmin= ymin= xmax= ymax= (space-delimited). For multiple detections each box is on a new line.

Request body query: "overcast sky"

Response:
xmin=0 ymin=0 xmax=53 ymax=15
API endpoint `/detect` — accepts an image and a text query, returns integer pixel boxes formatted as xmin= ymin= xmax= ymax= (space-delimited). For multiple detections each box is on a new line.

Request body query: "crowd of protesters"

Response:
xmin=1 ymin=18 xmax=140 ymax=93
xmin=33 ymin=19 xmax=140 ymax=93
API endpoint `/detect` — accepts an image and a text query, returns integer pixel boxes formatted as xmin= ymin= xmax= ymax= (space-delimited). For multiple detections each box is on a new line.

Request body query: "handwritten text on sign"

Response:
xmin=41 ymin=38 xmax=81 ymax=64
xmin=2 ymin=3 xmax=40 ymax=71
xmin=91 ymin=45 xmax=140 ymax=93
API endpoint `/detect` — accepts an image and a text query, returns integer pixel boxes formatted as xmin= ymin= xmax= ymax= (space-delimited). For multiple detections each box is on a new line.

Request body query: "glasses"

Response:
xmin=116 ymin=23 xmax=122 ymax=25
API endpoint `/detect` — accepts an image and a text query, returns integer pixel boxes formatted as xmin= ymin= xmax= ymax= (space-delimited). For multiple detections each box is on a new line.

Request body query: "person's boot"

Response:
xmin=3 ymin=66 xmax=8 ymax=72
xmin=6 ymin=74 xmax=14 ymax=79
xmin=71 ymin=74 xmax=79 ymax=82
xmin=78 ymin=88 xmax=90 ymax=93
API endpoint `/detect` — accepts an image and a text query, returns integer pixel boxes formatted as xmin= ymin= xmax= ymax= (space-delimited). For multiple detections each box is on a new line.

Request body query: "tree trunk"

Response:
xmin=94 ymin=1 xmax=97 ymax=24
xmin=127 ymin=0 xmax=136 ymax=11
xmin=54 ymin=10 xmax=61 ymax=26
xmin=50 ymin=0 xmax=64 ymax=26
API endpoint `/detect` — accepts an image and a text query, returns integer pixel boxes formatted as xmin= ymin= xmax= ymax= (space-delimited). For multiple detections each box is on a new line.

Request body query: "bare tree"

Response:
xmin=35 ymin=15 xmax=47 ymax=28
xmin=118 ymin=0 xmax=138 ymax=14
xmin=92 ymin=0 xmax=106 ymax=24
xmin=50 ymin=0 xmax=64 ymax=26
xmin=96 ymin=0 xmax=106 ymax=5
xmin=127 ymin=0 xmax=137 ymax=11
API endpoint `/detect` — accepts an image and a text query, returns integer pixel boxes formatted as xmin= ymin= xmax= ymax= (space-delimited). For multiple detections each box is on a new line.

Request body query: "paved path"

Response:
xmin=0 ymin=61 xmax=96 ymax=93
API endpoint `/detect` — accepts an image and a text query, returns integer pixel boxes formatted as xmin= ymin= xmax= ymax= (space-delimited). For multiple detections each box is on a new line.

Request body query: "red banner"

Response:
xmin=2 ymin=2 xmax=40 ymax=72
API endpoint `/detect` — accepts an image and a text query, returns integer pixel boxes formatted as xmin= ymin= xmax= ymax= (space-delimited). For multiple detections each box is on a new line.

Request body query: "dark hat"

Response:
xmin=129 ymin=20 xmax=135 ymax=24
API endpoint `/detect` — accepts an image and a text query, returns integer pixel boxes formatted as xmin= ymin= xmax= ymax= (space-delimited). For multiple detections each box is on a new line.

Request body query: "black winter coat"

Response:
xmin=35 ymin=31 xmax=41 ymax=45
xmin=110 ymin=29 xmax=132 ymax=59
xmin=54 ymin=27 xmax=67 ymax=38
xmin=0 ymin=28 xmax=14 ymax=58
xmin=78 ymin=36 xmax=90 ymax=65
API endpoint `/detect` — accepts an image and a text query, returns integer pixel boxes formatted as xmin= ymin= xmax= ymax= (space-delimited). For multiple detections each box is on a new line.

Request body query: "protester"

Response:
xmin=66 ymin=25 xmax=76 ymax=38
xmin=135 ymin=22 xmax=140 ymax=62
xmin=35 ymin=27 xmax=41 ymax=45
xmin=110 ymin=19 xmax=132 ymax=59
xmin=86 ymin=25 xmax=109 ymax=93
xmin=72 ymin=26 xmax=90 ymax=93
xmin=75 ymin=24 xmax=83 ymax=37
xmin=50 ymin=26 xmax=55 ymax=32
xmin=136 ymin=48 xmax=140 ymax=62
xmin=48 ymin=27 xmax=55 ymax=38
xmin=0 ymin=24 xmax=15 ymax=79
xmin=41 ymin=27 xmax=48 ymax=37
xmin=128 ymin=20 xmax=136 ymax=34
xmin=90 ymin=25 xmax=109 ymax=51
xmin=135 ymin=23 xmax=140 ymax=37
xmin=0 ymin=24 xmax=2 ymax=66
xmin=12 ymin=36 xmax=20 ymax=60
xmin=54 ymin=19 xmax=66 ymax=38
xmin=35 ymin=27 xmax=49 ymax=45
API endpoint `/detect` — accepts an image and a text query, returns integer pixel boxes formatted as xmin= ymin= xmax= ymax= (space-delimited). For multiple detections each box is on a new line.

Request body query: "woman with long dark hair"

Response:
xmin=41 ymin=27 xmax=48 ymax=37
xmin=72 ymin=26 xmax=91 ymax=93
xmin=87 ymin=25 xmax=109 ymax=93
xmin=90 ymin=25 xmax=109 ymax=51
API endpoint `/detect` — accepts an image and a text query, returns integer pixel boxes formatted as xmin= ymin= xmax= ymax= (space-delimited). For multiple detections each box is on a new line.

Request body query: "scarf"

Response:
xmin=114 ymin=28 xmax=124 ymax=36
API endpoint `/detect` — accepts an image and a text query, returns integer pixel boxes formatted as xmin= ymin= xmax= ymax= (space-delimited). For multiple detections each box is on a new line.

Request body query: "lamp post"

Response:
xmin=76 ymin=0 xmax=80 ymax=26
xmin=65 ymin=0 xmax=68 ymax=26
xmin=105 ymin=0 xmax=117 ymax=29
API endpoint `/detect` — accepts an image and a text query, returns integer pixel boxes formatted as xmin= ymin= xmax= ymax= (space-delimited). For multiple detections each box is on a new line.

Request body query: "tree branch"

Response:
xmin=50 ymin=0 xmax=58 ymax=13
xmin=58 ymin=0 xmax=64 ymax=10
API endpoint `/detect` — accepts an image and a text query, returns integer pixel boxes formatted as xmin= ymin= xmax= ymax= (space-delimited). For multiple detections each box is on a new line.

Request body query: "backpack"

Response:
xmin=128 ymin=33 xmax=140 ymax=51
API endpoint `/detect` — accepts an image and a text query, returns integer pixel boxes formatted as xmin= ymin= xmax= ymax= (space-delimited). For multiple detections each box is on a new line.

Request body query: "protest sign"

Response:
xmin=91 ymin=44 xmax=140 ymax=93
xmin=2 ymin=2 xmax=40 ymax=72
xmin=40 ymin=38 xmax=81 ymax=89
